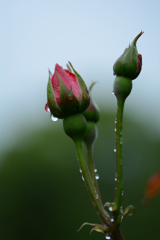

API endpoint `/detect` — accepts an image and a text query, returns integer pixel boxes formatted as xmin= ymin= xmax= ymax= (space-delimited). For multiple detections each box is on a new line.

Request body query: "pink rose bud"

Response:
xmin=45 ymin=62 xmax=90 ymax=119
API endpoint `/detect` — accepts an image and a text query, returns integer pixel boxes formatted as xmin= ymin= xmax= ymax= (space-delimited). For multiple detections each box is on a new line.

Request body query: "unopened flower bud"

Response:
xmin=83 ymin=82 xmax=100 ymax=123
xmin=113 ymin=31 xmax=143 ymax=80
xmin=45 ymin=62 xmax=90 ymax=119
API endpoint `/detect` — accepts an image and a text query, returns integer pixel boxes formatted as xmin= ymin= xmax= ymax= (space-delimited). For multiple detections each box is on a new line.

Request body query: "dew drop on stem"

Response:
xmin=115 ymin=174 xmax=118 ymax=181
xmin=120 ymin=137 xmax=124 ymax=144
xmin=95 ymin=174 xmax=99 ymax=180
xmin=95 ymin=193 xmax=99 ymax=199
xmin=105 ymin=233 xmax=111 ymax=239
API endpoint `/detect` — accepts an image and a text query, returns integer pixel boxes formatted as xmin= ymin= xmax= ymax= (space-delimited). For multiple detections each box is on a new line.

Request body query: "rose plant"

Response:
xmin=45 ymin=32 xmax=144 ymax=240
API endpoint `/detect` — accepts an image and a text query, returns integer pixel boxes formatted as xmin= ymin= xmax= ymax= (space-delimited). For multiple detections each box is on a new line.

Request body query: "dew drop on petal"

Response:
xmin=114 ymin=148 xmax=117 ymax=152
xmin=45 ymin=104 xmax=50 ymax=112
xmin=94 ymin=169 xmax=97 ymax=173
xmin=51 ymin=115 xmax=58 ymax=122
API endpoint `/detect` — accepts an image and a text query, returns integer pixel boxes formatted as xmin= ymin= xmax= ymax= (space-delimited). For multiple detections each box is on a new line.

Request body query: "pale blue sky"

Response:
xmin=1 ymin=0 xmax=160 ymax=152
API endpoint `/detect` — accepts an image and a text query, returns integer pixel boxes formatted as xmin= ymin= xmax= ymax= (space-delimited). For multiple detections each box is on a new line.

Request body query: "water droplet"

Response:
xmin=67 ymin=94 xmax=74 ymax=100
xmin=115 ymin=173 xmax=118 ymax=181
xmin=95 ymin=174 xmax=99 ymax=180
xmin=114 ymin=128 xmax=117 ymax=132
xmin=109 ymin=206 xmax=113 ymax=211
xmin=121 ymin=190 xmax=124 ymax=196
xmin=114 ymin=148 xmax=117 ymax=152
xmin=95 ymin=193 xmax=99 ymax=199
xmin=94 ymin=169 xmax=97 ymax=173
xmin=105 ymin=234 xmax=111 ymax=239
xmin=82 ymin=176 xmax=84 ymax=181
xmin=51 ymin=115 xmax=58 ymax=122
xmin=120 ymin=137 xmax=124 ymax=144
xmin=79 ymin=169 xmax=82 ymax=173
xmin=45 ymin=104 xmax=50 ymax=112
xmin=110 ymin=217 xmax=114 ymax=222
xmin=111 ymin=91 xmax=114 ymax=95
xmin=120 ymin=206 xmax=123 ymax=214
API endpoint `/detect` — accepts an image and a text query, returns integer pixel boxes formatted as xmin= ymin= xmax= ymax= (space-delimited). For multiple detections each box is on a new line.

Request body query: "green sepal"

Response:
xmin=118 ymin=205 xmax=135 ymax=224
xmin=78 ymin=222 xmax=109 ymax=235
xmin=57 ymin=72 xmax=80 ymax=115
xmin=68 ymin=62 xmax=90 ymax=112
xmin=113 ymin=31 xmax=143 ymax=80
xmin=47 ymin=74 xmax=64 ymax=119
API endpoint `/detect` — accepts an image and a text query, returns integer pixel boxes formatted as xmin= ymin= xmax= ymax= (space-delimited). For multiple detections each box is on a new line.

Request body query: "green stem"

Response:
xmin=86 ymin=145 xmax=103 ymax=204
xmin=114 ymin=100 xmax=125 ymax=226
xmin=74 ymin=138 xmax=110 ymax=225
xmin=111 ymin=228 xmax=124 ymax=240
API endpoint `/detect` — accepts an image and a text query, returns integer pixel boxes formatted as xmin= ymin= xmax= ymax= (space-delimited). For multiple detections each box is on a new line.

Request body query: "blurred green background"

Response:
xmin=0 ymin=109 xmax=159 ymax=240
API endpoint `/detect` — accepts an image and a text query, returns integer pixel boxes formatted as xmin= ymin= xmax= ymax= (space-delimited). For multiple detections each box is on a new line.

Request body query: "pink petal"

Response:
xmin=51 ymin=64 xmax=82 ymax=107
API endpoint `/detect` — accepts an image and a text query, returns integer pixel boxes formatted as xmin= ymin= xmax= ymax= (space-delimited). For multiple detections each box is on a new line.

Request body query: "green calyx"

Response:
xmin=113 ymin=31 xmax=143 ymax=80
xmin=63 ymin=113 xmax=87 ymax=142
xmin=113 ymin=76 xmax=132 ymax=102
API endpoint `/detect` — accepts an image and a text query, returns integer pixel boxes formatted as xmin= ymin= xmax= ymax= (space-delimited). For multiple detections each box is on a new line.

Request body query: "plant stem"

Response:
xmin=74 ymin=138 xmax=110 ymax=225
xmin=111 ymin=228 xmax=124 ymax=240
xmin=114 ymin=100 xmax=125 ymax=226
xmin=86 ymin=144 xmax=102 ymax=205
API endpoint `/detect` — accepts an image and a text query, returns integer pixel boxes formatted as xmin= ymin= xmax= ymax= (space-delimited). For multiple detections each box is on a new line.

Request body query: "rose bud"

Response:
xmin=113 ymin=31 xmax=143 ymax=80
xmin=83 ymin=82 xmax=100 ymax=123
xmin=45 ymin=62 xmax=90 ymax=119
